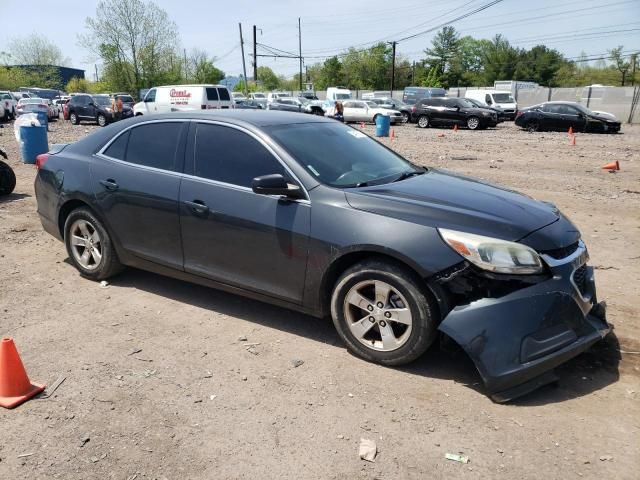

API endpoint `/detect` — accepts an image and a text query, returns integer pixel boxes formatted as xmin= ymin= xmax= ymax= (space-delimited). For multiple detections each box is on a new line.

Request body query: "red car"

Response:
xmin=63 ymin=99 xmax=70 ymax=120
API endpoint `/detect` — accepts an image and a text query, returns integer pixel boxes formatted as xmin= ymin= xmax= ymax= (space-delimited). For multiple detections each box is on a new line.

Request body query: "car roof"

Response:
xmin=126 ymin=110 xmax=335 ymax=127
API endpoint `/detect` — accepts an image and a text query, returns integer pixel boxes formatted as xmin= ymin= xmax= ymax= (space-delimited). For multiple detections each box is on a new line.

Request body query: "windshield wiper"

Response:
xmin=392 ymin=169 xmax=425 ymax=183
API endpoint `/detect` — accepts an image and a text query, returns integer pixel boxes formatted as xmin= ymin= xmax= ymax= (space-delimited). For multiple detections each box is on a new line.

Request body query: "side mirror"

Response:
xmin=252 ymin=174 xmax=304 ymax=199
xmin=89 ymin=102 xmax=95 ymax=106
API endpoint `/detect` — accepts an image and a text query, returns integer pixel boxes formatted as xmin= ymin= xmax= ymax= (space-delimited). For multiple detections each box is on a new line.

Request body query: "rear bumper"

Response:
xmin=437 ymin=241 xmax=610 ymax=401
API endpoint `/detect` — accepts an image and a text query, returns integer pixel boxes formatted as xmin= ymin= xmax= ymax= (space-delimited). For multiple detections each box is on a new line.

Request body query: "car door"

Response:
xmin=179 ymin=121 xmax=310 ymax=303
xmin=91 ymin=120 xmax=188 ymax=269
xmin=562 ymin=105 xmax=587 ymax=132
xmin=424 ymin=98 xmax=447 ymax=124
xmin=540 ymin=104 xmax=564 ymax=130
xmin=142 ymin=88 xmax=157 ymax=114
xmin=351 ymin=101 xmax=369 ymax=122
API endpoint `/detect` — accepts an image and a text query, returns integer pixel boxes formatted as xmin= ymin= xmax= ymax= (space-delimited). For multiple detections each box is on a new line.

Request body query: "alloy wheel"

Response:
xmin=401 ymin=112 xmax=409 ymax=123
xmin=343 ymin=280 xmax=413 ymax=352
xmin=467 ymin=117 xmax=479 ymax=130
xmin=97 ymin=114 xmax=107 ymax=127
xmin=69 ymin=219 xmax=102 ymax=270
xmin=418 ymin=116 xmax=429 ymax=128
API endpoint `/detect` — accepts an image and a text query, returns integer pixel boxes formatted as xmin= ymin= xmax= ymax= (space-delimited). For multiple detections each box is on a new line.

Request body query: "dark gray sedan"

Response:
xmin=34 ymin=111 xmax=609 ymax=402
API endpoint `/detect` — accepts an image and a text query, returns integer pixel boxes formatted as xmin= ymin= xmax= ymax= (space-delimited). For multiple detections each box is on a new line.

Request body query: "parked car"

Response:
xmin=465 ymin=89 xmax=517 ymax=120
xmin=133 ymin=84 xmax=234 ymax=115
xmin=11 ymin=91 xmax=31 ymax=101
xmin=16 ymin=98 xmax=49 ymax=117
xmin=68 ymin=94 xmax=133 ymax=126
xmin=323 ymin=86 xmax=352 ymax=111
xmin=232 ymin=92 xmax=247 ymax=102
xmin=402 ymin=86 xmax=446 ymax=105
xmin=411 ymin=97 xmax=498 ymax=130
xmin=234 ymin=99 xmax=263 ymax=109
xmin=111 ymin=93 xmax=135 ymax=109
xmin=46 ymin=99 xmax=59 ymax=120
xmin=62 ymin=98 xmax=71 ymax=120
xmin=299 ymin=90 xmax=319 ymax=100
xmin=515 ymin=101 xmax=621 ymax=133
xmin=369 ymin=98 xmax=412 ymax=123
xmin=464 ymin=97 xmax=506 ymax=123
xmin=0 ymin=91 xmax=17 ymax=120
xmin=328 ymin=100 xmax=403 ymax=124
xmin=267 ymin=97 xmax=324 ymax=115
xmin=33 ymin=110 xmax=609 ymax=402
xmin=0 ymin=129 xmax=16 ymax=196
xmin=267 ymin=92 xmax=290 ymax=104
xmin=249 ymin=92 xmax=268 ymax=108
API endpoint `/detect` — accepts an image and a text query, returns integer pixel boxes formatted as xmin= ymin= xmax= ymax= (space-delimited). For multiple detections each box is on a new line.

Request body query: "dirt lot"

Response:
xmin=1 ymin=117 xmax=639 ymax=479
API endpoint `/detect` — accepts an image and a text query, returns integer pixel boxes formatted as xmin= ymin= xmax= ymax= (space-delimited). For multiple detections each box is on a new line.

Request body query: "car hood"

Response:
xmin=590 ymin=111 xmax=619 ymax=122
xmin=345 ymin=169 xmax=567 ymax=245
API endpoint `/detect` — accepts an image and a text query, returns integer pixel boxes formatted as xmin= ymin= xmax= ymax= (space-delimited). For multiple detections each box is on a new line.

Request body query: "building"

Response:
xmin=13 ymin=65 xmax=85 ymax=91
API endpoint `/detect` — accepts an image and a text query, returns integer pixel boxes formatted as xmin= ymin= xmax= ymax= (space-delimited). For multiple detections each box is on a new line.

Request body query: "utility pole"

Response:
xmin=184 ymin=48 xmax=188 ymax=82
xmin=94 ymin=64 xmax=98 ymax=82
xmin=305 ymin=65 xmax=309 ymax=82
xmin=390 ymin=41 xmax=396 ymax=98
xmin=253 ymin=25 xmax=258 ymax=84
xmin=632 ymin=53 xmax=637 ymax=87
xmin=238 ymin=23 xmax=248 ymax=96
xmin=298 ymin=17 xmax=303 ymax=92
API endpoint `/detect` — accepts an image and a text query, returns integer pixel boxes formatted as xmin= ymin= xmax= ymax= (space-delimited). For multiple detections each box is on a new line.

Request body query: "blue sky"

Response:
xmin=1 ymin=0 xmax=639 ymax=78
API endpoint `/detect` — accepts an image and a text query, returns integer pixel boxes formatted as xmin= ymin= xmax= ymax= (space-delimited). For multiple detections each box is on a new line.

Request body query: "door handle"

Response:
xmin=184 ymin=200 xmax=209 ymax=215
xmin=99 ymin=179 xmax=119 ymax=191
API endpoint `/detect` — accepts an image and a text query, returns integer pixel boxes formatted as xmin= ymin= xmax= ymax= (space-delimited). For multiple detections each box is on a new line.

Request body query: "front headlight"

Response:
xmin=438 ymin=228 xmax=543 ymax=274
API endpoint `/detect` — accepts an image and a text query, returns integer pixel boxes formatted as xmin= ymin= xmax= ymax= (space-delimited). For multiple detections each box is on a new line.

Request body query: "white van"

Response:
xmin=133 ymin=84 xmax=234 ymax=115
xmin=465 ymin=89 xmax=517 ymax=120
xmin=267 ymin=92 xmax=289 ymax=103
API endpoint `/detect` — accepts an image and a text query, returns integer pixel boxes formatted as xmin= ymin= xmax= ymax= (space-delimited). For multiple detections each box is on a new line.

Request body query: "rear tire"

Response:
xmin=0 ymin=160 xmax=16 ymax=196
xmin=64 ymin=208 xmax=123 ymax=280
xmin=401 ymin=111 xmax=409 ymax=123
xmin=417 ymin=115 xmax=429 ymax=128
xmin=526 ymin=121 xmax=539 ymax=133
xmin=330 ymin=259 xmax=438 ymax=366
xmin=70 ymin=112 xmax=79 ymax=125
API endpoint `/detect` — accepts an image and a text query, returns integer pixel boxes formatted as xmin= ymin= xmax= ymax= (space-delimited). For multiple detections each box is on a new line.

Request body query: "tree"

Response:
xmin=316 ymin=57 xmax=344 ymax=90
xmin=189 ymin=49 xmax=224 ymax=84
xmin=609 ymin=46 xmax=631 ymax=86
xmin=256 ymin=66 xmax=280 ymax=90
xmin=419 ymin=66 xmax=442 ymax=87
xmin=81 ymin=0 xmax=179 ymax=92
xmin=6 ymin=34 xmax=69 ymax=66
xmin=481 ymin=35 xmax=520 ymax=85
xmin=423 ymin=26 xmax=460 ymax=87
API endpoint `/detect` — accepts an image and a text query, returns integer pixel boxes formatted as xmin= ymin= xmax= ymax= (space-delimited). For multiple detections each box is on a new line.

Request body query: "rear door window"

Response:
xmin=217 ymin=88 xmax=230 ymax=101
xmin=206 ymin=88 xmax=219 ymax=101
xmin=103 ymin=130 xmax=130 ymax=160
xmin=126 ymin=122 xmax=183 ymax=171
xmin=193 ymin=123 xmax=286 ymax=188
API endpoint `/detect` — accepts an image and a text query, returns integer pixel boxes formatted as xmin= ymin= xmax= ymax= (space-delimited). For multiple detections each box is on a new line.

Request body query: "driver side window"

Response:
xmin=145 ymin=89 xmax=156 ymax=103
xmin=193 ymin=123 xmax=286 ymax=188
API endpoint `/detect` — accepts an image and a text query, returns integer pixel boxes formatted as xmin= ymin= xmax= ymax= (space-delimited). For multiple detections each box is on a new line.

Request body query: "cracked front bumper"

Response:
xmin=437 ymin=241 xmax=610 ymax=402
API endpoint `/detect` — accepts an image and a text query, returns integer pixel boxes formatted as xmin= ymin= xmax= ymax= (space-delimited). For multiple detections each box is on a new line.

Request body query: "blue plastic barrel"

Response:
xmin=20 ymin=125 xmax=49 ymax=164
xmin=375 ymin=114 xmax=390 ymax=137
xmin=36 ymin=111 xmax=48 ymax=130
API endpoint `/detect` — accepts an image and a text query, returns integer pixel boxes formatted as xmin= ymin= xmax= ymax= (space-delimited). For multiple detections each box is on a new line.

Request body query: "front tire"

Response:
xmin=526 ymin=120 xmax=539 ymax=133
xmin=330 ymin=259 xmax=438 ymax=366
xmin=466 ymin=116 xmax=480 ymax=130
xmin=417 ymin=115 xmax=429 ymax=128
xmin=70 ymin=112 xmax=79 ymax=125
xmin=64 ymin=208 xmax=122 ymax=280
xmin=97 ymin=113 xmax=107 ymax=127
xmin=401 ymin=111 xmax=409 ymax=123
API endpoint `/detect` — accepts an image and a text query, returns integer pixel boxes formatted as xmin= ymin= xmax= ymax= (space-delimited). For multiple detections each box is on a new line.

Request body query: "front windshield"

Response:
xmin=118 ymin=95 xmax=133 ymax=102
xmin=335 ymin=93 xmax=351 ymax=100
xmin=492 ymin=93 xmax=514 ymax=103
xmin=94 ymin=96 xmax=111 ymax=106
xmin=266 ymin=122 xmax=422 ymax=188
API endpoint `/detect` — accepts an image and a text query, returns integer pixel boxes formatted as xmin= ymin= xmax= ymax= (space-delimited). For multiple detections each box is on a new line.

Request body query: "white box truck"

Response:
xmin=465 ymin=89 xmax=518 ymax=120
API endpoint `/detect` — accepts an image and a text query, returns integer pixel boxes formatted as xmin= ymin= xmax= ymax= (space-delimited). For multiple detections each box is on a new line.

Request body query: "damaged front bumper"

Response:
xmin=435 ymin=240 xmax=610 ymax=402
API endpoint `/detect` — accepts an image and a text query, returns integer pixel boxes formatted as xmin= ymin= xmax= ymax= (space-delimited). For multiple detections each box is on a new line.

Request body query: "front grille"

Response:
xmin=540 ymin=242 xmax=579 ymax=260
xmin=573 ymin=265 xmax=588 ymax=295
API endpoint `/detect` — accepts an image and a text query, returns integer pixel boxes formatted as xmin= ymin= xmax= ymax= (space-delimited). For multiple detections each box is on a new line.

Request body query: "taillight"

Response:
xmin=35 ymin=153 xmax=49 ymax=170
xmin=515 ymin=110 xmax=523 ymax=118
xmin=411 ymin=106 xmax=416 ymax=113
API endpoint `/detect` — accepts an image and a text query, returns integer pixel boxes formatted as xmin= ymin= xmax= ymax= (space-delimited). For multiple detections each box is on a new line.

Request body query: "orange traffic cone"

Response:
xmin=360 ymin=122 xmax=365 ymax=128
xmin=390 ymin=128 xmax=395 ymax=140
xmin=453 ymin=124 xmax=458 ymax=132
xmin=570 ymin=135 xmax=576 ymax=146
xmin=0 ymin=337 xmax=45 ymax=409
xmin=568 ymin=126 xmax=573 ymax=135
xmin=602 ymin=160 xmax=620 ymax=171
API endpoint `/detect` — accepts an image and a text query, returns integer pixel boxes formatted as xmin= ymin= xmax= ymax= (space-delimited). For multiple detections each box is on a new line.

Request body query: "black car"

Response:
xmin=68 ymin=94 xmax=133 ymax=127
xmin=34 ymin=111 xmax=609 ymax=402
xmin=111 ymin=93 xmax=135 ymax=109
xmin=411 ymin=97 xmax=498 ymax=130
xmin=515 ymin=101 xmax=621 ymax=133
xmin=465 ymin=97 xmax=506 ymax=123
xmin=369 ymin=98 xmax=412 ymax=123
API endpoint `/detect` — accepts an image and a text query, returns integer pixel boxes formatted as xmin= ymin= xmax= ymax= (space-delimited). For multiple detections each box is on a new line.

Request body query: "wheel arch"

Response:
xmin=58 ymin=198 xmax=103 ymax=238
xmin=318 ymin=249 xmax=441 ymax=320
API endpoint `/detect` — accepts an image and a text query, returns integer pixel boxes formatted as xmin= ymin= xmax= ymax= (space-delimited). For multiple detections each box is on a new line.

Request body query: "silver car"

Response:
xmin=328 ymin=100 xmax=403 ymax=124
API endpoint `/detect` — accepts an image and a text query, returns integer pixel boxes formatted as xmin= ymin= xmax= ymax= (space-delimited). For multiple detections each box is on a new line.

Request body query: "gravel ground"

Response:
xmin=0 ymin=116 xmax=639 ymax=480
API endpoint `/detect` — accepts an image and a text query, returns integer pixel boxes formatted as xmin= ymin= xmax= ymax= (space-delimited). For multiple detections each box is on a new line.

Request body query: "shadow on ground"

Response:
xmin=96 ymin=266 xmax=622 ymax=406
xmin=0 ymin=192 xmax=30 ymax=204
